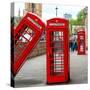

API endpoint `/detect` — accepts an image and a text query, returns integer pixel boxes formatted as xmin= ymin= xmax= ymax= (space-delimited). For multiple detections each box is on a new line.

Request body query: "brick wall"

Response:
xmin=27 ymin=41 xmax=46 ymax=59
xmin=15 ymin=41 xmax=46 ymax=60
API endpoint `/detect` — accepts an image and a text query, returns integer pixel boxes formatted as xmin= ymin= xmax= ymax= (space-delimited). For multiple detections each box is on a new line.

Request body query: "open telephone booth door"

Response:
xmin=11 ymin=13 xmax=45 ymax=76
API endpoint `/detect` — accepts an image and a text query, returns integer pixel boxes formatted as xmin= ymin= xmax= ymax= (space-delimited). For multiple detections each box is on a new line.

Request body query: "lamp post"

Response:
xmin=55 ymin=6 xmax=58 ymax=17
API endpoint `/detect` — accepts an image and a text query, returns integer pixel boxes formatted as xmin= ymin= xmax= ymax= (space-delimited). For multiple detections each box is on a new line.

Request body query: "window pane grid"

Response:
xmin=14 ymin=26 xmax=35 ymax=62
xmin=50 ymin=31 xmax=64 ymax=76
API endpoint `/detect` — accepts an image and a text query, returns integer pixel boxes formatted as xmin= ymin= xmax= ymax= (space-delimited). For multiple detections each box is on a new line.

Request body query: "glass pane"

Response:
xmin=50 ymin=31 xmax=64 ymax=76
xmin=14 ymin=25 xmax=35 ymax=62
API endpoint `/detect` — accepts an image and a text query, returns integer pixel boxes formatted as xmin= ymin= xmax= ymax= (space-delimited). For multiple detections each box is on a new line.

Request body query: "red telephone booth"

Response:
xmin=46 ymin=18 xmax=70 ymax=84
xmin=11 ymin=13 xmax=45 ymax=76
xmin=77 ymin=30 xmax=85 ymax=55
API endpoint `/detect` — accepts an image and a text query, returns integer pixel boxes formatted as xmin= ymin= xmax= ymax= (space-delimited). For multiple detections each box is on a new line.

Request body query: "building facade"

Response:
xmin=24 ymin=3 xmax=42 ymax=17
xmin=83 ymin=7 xmax=88 ymax=49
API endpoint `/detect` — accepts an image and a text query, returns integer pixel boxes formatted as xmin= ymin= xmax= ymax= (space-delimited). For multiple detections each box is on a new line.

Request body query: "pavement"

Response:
xmin=15 ymin=51 xmax=88 ymax=87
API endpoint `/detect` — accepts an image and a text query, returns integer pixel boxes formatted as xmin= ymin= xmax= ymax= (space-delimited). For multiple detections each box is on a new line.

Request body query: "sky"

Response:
xmin=14 ymin=3 xmax=24 ymax=17
xmin=42 ymin=4 xmax=85 ymax=23
xmin=14 ymin=2 xmax=85 ymax=23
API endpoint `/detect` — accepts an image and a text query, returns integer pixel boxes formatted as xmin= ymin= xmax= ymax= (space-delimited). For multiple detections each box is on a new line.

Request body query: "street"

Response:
xmin=15 ymin=51 xmax=88 ymax=87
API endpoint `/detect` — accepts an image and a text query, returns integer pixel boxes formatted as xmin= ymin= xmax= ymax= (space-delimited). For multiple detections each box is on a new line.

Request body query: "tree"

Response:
xmin=69 ymin=8 xmax=86 ymax=26
xmin=69 ymin=7 xmax=87 ymax=35
xmin=76 ymin=9 xmax=86 ymax=25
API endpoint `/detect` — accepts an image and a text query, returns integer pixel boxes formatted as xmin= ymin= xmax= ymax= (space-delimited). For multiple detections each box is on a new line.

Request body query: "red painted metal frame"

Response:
xmin=77 ymin=30 xmax=86 ymax=55
xmin=46 ymin=18 xmax=69 ymax=84
xmin=11 ymin=13 xmax=45 ymax=76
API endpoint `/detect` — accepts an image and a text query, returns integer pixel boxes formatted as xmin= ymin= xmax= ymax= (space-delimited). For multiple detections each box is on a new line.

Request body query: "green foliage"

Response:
xmin=77 ymin=10 xmax=86 ymax=20
xmin=69 ymin=19 xmax=77 ymax=25
xmin=69 ymin=8 xmax=86 ymax=25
